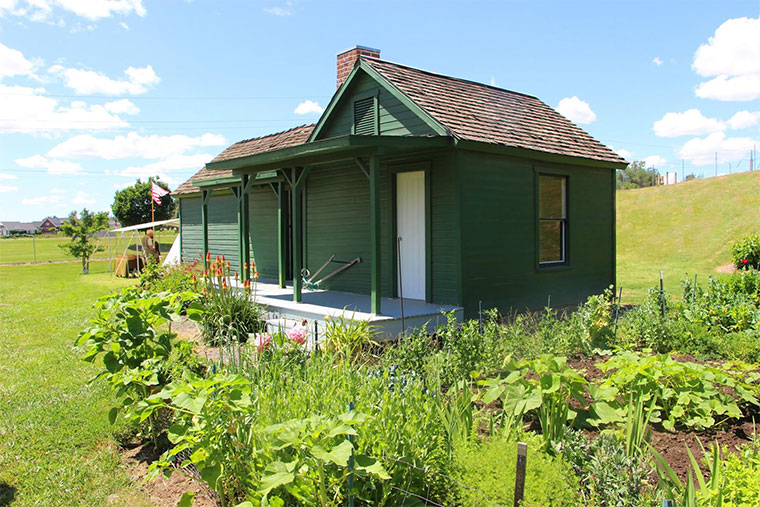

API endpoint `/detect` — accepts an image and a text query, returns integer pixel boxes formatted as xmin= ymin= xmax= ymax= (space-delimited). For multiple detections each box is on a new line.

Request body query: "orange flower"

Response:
xmin=202 ymin=287 xmax=207 ymax=295
xmin=243 ymin=262 xmax=248 ymax=271
xmin=222 ymin=278 xmax=227 ymax=288
xmin=215 ymin=255 xmax=220 ymax=263
xmin=221 ymin=254 xmax=226 ymax=263
xmin=234 ymin=271 xmax=239 ymax=280
xmin=254 ymin=272 xmax=259 ymax=280
xmin=192 ymin=274 xmax=197 ymax=283
xmin=226 ymin=261 xmax=231 ymax=270
xmin=206 ymin=252 xmax=211 ymax=261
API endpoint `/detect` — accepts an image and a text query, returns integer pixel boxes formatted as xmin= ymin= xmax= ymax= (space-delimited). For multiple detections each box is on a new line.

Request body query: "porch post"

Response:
xmin=201 ymin=189 xmax=210 ymax=269
xmin=238 ymin=175 xmax=251 ymax=281
xmin=369 ymin=154 xmax=381 ymax=314
xmin=291 ymin=167 xmax=304 ymax=303
xmin=277 ymin=181 xmax=287 ymax=288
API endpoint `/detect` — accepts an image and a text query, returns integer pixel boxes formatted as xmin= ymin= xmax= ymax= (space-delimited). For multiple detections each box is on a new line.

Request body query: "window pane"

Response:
xmin=539 ymin=220 xmax=564 ymax=263
xmin=538 ymin=175 xmax=566 ymax=219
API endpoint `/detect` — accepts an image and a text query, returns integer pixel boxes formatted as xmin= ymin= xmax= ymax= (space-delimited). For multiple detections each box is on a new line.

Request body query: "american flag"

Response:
xmin=151 ymin=181 xmax=169 ymax=204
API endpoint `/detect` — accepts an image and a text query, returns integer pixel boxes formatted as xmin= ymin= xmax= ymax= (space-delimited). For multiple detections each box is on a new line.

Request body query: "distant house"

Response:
xmin=0 ymin=222 xmax=8 ymax=236
xmin=174 ymin=46 xmax=626 ymax=318
xmin=39 ymin=216 xmax=65 ymax=234
xmin=1 ymin=221 xmax=39 ymax=235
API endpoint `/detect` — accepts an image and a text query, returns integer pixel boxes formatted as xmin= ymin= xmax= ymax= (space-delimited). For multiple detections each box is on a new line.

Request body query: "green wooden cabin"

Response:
xmin=173 ymin=46 xmax=626 ymax=319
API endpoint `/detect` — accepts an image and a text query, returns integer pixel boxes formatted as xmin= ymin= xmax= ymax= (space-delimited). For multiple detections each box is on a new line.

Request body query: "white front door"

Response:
xmin=396 ymin=170 xmax=426 ymax=300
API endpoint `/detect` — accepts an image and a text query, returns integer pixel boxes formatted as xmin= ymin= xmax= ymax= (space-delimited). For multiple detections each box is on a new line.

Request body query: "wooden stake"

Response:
xmin=514 ymin=442 xmax=527 ymax=507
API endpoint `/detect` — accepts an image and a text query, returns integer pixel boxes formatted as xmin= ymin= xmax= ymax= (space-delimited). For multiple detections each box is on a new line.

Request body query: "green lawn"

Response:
xmin=0 ymin=230 xmax=178 ymax=265
xmin=617 ymin=171 xmax=760 ymax=303
xmin=0 ymin=262 xmax=151 ymax=506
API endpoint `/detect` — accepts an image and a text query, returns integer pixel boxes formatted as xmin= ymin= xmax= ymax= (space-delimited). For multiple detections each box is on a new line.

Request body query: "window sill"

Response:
xmin=537 ymin=263 xmax=571 ymax=272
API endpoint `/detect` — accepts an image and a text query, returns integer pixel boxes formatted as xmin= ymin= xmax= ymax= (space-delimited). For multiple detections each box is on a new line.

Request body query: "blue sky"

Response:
xmin=1 ymin=0 xmax=759 ymax=220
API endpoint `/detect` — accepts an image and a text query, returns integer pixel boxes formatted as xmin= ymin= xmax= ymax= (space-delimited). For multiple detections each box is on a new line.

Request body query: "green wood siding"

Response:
xmin=179 ymin=197 xmax=203 ymax=263
xmin=317 ymin=71 xmax=436 ymax=139
xmin=458 ymin=150 xmax=614 ymax=318
xmin=305 ymin=162 xmax=371 ymax=294
xmin=249 ymin=185 xmax=279 ymax=279
xmin=207 ymin=192 xmax=241 ymax=275
xmin=429 ymin=154 xmax=459 ymax=305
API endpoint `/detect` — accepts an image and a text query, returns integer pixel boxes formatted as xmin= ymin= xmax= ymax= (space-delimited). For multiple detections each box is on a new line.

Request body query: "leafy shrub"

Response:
xmin=615 ymin=287 xmax=674 ymax=351
xmin=681 ymin=271 xmax=760 ymax=334
xmin=382 ymin=328 xmax=436 ymax=374
xmin=479 ymin=355 xmax=588 ymax=452
xmin=139 ymin=259 xmax=201 ymax=294
xmin=560 ymin=429 xmax=653 ymax=506
xmin=703 ymin=438 xmax=760 ymax=505
xmin=453 ymin=433 xmax=578 ymax=506
xmin=593 ymin=351 xmax=760 ymax=431
xmin=731 ymin=233 xmax=760 ymax=270
xmin=437 ymin=310 xmax=501 ymax=385
xmin=142 ymin=352 xmax=453 ymax=505
xmin=76 ymin=287 xmax=204 ymax=445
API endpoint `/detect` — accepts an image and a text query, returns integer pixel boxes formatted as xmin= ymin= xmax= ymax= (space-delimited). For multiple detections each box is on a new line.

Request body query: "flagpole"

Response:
xmin=150 ymin=177 xmax=155 ymax=233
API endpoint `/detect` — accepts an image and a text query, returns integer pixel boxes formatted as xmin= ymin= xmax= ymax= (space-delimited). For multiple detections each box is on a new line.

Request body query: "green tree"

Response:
xmin=59 ymin=209 xmax=109 ymax=274
xmin=617 ymin=160 xmax=660 ymax=190
xmin=111 ymin=178 xmax=174 ymax=227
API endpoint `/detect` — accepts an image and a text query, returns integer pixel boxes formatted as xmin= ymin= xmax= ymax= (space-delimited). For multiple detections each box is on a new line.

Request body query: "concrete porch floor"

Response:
xmin=248 ymin=279 xmax=463 ymax=339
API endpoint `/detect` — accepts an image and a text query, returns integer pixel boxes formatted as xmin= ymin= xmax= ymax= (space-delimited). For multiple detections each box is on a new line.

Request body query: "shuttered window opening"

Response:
xmin=353 ymin=97 xmax=376 ymax=135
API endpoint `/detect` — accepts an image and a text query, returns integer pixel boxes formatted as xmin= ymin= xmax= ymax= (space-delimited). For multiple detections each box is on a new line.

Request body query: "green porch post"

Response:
xmin=201 ymin=189 xmax=210 ymax=269
xmin=236 ymin=176 xmax=251 ymax=281
xmin=369 ymin=154 xmax=381 ymax=314
xmin=291 ymin=167 xmax=304 ymax=302
xmin=242 ymin=180 xmax=251 ymax=280
xmin=277 ymin=181 xmax=287 ymax=288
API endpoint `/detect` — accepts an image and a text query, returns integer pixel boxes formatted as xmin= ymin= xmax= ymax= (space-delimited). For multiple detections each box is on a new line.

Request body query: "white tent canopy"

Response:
xmin=111 ymin=218 xmax=179 ymax=233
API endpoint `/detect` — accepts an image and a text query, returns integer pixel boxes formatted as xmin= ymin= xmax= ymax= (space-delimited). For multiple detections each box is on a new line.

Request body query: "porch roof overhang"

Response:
xmin=204 ymin=134 xmax=455 ymax=174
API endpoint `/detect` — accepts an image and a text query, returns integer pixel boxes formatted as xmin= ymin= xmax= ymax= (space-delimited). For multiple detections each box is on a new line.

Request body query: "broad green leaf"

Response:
xmin=257 ymin=461 xmax=296 ymax=497
xmin=103 ymin=351 xmax=120 ymax=373
xmin=354 ymin=454 xmax=390 ymax=480
xmin=199 ymin=462 xmax=222 ymax=490
xmin=168 ymin=423 xmax=188 ymax=444
xmin=178 ymin=492 xmax=195 ymax=507
xmin=173 ymin=392 xmax=207 ymax=414
xmin=108 ymin=407 xmax=118 ymax=425
xmin=311 ymin=440 xmax=353 ymax=467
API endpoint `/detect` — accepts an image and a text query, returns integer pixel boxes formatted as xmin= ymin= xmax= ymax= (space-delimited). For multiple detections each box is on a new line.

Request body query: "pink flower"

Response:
xmin=287 ymin=325 xmax=308 ymax=345
xmin=253 ymin=333 xmax=272 ymax=352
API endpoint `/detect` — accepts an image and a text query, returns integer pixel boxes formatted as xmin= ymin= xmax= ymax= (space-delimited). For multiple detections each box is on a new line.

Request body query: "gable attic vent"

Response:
xmin=353 ymin=97 xmax=376 ymax=135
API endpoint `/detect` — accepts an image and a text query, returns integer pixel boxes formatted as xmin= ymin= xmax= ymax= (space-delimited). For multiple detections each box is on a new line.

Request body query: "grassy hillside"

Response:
xmin=617 ymin=171 xmax=760 ymax=304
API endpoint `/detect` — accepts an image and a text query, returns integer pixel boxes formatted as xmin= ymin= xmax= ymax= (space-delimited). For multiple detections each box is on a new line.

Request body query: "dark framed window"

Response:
xmin=538 ymin=174 xmax=567 ymax=264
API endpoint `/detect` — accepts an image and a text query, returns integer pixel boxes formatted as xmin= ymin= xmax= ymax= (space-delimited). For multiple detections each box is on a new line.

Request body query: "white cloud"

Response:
xmin=119 ymin=21 xmax=129 ymax=30
xmin=644 ymin=155 xmax=667 ymax=168
xmin=489 ymin=76 xmax=497 ymax=86
xmin=117 ymin=153 xmax=213 ymax=178
xmin=293 ymin=100 xmax=324 ymax=115
xmin=556 ymin=96 xmax=597 ymax=124
xmin=264 ymin=7 xmax=291 ymax=16
xmin=47 ymin=132 xmax=226 ymax=160
xmin=0 ymin=185 xmax=19 ymax=192
xmin=615 ymin=148 xmax=633 ymax=159
xmin=653 ymin=109 xmax=725 ymax=137
xmin=50 ymin=188 xmax=67 ymax=193
xmin=22 ymin=194 xmax=65 ymax=206
xmin=728 ymin=110 xmax=760 ymax=130
xmin=693 ymin=17 xmax=760 ymax=101
xmin=72 ymin=191 xmax=95 ymax=205
xmin=49 ymin=64 xmax=159 ymax=95
xmin=0 ymin=42 xmax=37 ymax=80
xmin=104 ymin=98 xmax=139 ymax=115
xmin=0 ymin=173 xmax=18 ymax=180
xmin=653 ymin=56 xmax=663 ymax=66
xmin=678 ymin=132 xmax=756 ymax=166
xmin=0 ymin=0 xmax=145 ymax=21
xmin=16 ymin=154 xmax=84 ymax=174
xmin=0 ymin=84 xmax=130 ymax=133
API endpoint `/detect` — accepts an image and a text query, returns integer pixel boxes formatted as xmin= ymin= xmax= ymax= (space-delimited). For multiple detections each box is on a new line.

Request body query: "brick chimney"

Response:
xmin=336 ymin=45 xmax=380 ymax=88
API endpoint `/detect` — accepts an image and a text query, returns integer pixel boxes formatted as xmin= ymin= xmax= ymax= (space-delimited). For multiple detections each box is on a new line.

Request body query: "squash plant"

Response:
xmin=141 ymin=373 xmax=389 ymax=506
xmin=479 ymin=355 xmax=588 ymax=452
xmin=76 ymin=287 xmax=204 ymax=445
xmin=592 ymin=351 xmax=760 ymax=431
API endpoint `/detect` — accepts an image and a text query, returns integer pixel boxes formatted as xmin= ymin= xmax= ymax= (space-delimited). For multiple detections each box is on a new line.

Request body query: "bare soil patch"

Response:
xmin=716 ymin=263 xmax=737 ymax=274
xmin=122 ymin=443 xmax=217 ymax=507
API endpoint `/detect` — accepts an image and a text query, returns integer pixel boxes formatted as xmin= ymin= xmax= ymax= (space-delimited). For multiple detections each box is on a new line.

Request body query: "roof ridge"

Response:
xmin=360 ymin=56 xmax=539 ymax=100
xmin=232 ymin=123 xmax=316 ymax=146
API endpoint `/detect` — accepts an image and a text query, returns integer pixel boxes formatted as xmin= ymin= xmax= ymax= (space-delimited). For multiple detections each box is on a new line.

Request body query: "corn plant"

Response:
xmin=323 ymin=310 xmax=377 ymax=363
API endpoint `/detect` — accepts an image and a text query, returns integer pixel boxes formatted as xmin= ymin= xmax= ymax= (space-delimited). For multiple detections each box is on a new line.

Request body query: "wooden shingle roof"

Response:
xmin=173 ymin=124 xmax=315 ymax=195
xmin=362 ymin=58 xmax=625 ymax=164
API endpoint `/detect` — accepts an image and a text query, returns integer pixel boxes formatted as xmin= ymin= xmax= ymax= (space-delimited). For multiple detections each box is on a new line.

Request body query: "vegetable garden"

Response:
xmin=75 ymin=253 xmax=760 ymax=506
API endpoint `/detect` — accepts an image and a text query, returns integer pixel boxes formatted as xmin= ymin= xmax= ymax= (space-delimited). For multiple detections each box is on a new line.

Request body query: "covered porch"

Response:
xmin=195 ymin=135 xmax=462 ymax=329
xmin=250 ymin=279 xmax=462 ymax=339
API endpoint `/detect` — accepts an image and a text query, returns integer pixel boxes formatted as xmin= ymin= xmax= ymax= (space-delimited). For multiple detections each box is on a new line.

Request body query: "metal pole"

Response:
xmin=613 ymin=287 xmax=623 ymax=338
xmin=347 ymin=401 xmax=355 ymax=507
xmin=397 ymin=237 xmax=405 ymax=335
xmin=514 ymin=442 xmax=527 ymax=507
xmin=659 ymin=270 xmax=665 ymax=318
